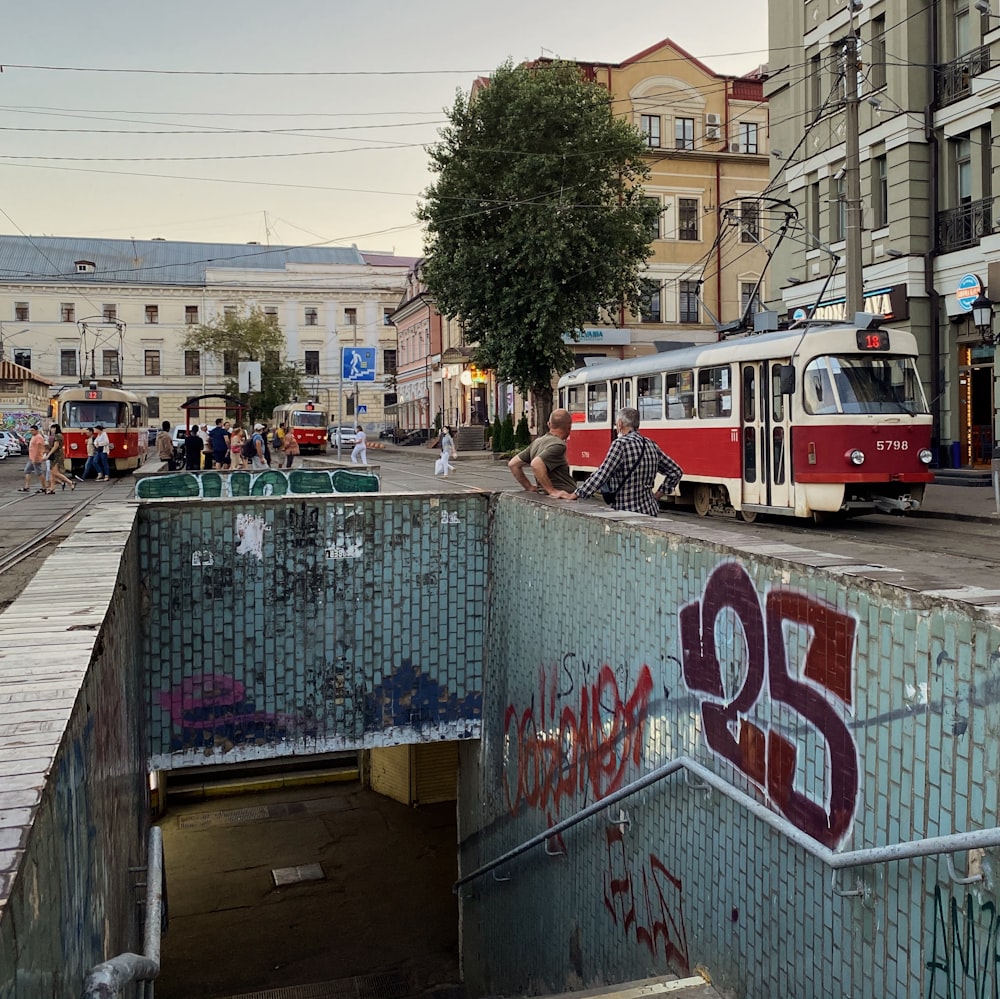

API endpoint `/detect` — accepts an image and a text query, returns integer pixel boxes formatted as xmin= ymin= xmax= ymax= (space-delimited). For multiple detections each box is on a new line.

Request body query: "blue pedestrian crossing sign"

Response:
xmin=342 ymin=347 xmax=376 ymax=381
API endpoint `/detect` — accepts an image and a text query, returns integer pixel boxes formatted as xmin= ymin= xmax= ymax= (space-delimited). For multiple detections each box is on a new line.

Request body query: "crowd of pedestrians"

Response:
xmin=165 ymin=419 xmax=301 ymax=472
xmin=17 ymin=422 xmax=85 ymax=494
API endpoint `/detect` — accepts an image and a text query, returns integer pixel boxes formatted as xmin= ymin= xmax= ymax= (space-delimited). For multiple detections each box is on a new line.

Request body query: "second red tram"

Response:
xmin=271 ymin=402 xmax=328 ymax=454
xmin=557 ymin=320 xmax=935 ymax=521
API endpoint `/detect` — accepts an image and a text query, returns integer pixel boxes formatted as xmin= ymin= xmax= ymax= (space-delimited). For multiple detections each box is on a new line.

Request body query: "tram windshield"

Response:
xmin=290 ymin=410 xmax=325 ymax=428
xmin=802 ymin=355 xmax=929 ymax=416
xmin=62 ymin=401 xmax=126 ymax=428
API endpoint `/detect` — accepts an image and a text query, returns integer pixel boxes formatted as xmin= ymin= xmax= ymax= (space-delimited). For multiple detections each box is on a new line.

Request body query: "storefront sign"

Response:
xmin=788 ymin=285 xmax=908 ymax=324
xmin=563 ymin=328 xmax=632 ymax=345
xmin=955 ymin=273 xmax=983 ymax=313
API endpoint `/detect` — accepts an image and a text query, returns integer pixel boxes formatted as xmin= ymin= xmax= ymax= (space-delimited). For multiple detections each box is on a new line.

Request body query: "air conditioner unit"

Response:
xmin=705 ymin=112 xmax=722 ymax=141
xmin=730 ymin=141 xmax=744 ymax=153
xmin=706 ymin=113 xmax=722 ymax=125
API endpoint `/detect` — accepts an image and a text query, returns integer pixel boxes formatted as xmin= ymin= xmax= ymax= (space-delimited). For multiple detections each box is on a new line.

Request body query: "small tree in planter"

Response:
xmin=491 ymin=420 xmax=504 ymax=453
xmin=515 ymin=414 xmax=531 ymax=448
xmin=500 ymin=413 xmax=515 ymax=451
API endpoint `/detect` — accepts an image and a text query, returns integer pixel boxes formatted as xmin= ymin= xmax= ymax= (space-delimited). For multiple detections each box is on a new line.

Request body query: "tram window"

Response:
xmin=637 ymin=374 xmax=663 ymax=420
xmin=803 ymin=359 xmax=837 ymax=415
xmin=697 ymin=366 xmax=732 ymax=419
xmin=772 ymin=426 xmax=785 ymax=484
xmin=564 ymin=385 xmax=585 ymax=419
xmin=587 ymin=382 xmax=609 ymax=423
xmin=770 ymin=365 xmax=785 ymax=422
xmin=664 ymin=370 xmax=694 ymax=419
xmin=742 ymin=367 xmax=756 ymax=422
xmin=744 ymin=425 xmax=756 ymax=482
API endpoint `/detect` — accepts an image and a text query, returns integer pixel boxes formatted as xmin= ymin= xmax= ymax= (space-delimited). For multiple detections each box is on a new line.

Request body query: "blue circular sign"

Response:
xmin=956 ymin=273 xmax=983 ymax=312
xmin=792 ymin=307 xmax=807 ymax=322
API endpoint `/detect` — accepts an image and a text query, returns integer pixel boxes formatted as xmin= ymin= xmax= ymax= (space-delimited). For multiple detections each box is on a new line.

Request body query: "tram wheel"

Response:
xmin=693 ymin=484 xmax=712 ymax=517
xmin=739 ymin=509 xmax=758 ymax=524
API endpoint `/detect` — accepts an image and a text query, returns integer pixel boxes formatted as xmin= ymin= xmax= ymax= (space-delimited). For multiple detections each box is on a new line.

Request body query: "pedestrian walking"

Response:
xmin=561 ymin=407 xmax=683 ymax=516
xmin=229 ymin=425 xmax=246 ymax=470
xmin=435 ymin=426 xmax=455 ymax=477
xmin=208 ymin=418 xmax=230 ymax=470
xmin=44 ymin=424 xmax=75 ymax=492
xmin=80 ymin=427 xmax=100 ymax=481
xmin=250 ymin=423 xmax=268 ymax=470
xmin=156 ymin=420 xmax=176 ymax=469
xmin=198 ymin=424 xmax=211 ymax=468
xmin=351 ymin=425 xmax=368 ymax=466
xmin=18 ymin=425 xmax=48 ymax=493
xmin=93 ymin=424 xmax=111 ymax=480
xmin=184 ymin=426 xmax=204 ymax=470
xmin=282 ymin=429 xmax=300 ymax=469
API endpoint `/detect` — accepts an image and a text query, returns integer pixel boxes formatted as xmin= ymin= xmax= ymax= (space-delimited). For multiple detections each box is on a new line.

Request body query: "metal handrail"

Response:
xmin=81 ymin=826 xmax=165 ymax=998
xmin=454 ymin=756 xmax=1000 ymax=892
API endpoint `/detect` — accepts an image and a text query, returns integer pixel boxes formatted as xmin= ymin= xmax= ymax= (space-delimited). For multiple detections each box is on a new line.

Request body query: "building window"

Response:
xmin=831 ymin=175 xmax=846 ymax=241
xmin=304 ymin=307 xmax=318 ymax=326
xmin=185 ymin=305 xmax=199 ymax=324
xmin=645 ymin=197 xmax=661 ymax=240
xmin=639 ymin=278 xmax=662 ymax=323
xmin=144 ymin=350 xmax=161 ymax=376
xmin=871 ymin=16 xmax=887 ymax=90
xmin=740 ymin=200 xmax=760 ymax=243
xmin=675 ymin=117 xmax=695 ymax=150
xmin=810 ymin=54 xmax=823 ymax=115
xmin=224 ymin=351 xmax=237 ymax=376
xmin=809 ymin=181 xmax=821 ymax=236
xmin=872 ymin=155 xmax=888 ymax=228
xmin=741 ymin=282 xmax=762 ymax=316
xmin=383 ymin=309 xmax=393 ymax=326
xmin=60 ymin=350 xmax=77 ymax=376
xmin=103 ymin=304 xmax=117 ymax=321
xmin=61 ymin=302 xmax=75 ymax=323
xmin=147 ymin=397 xmax=160 ymax=419
xmin=679 ymin=281 xmax=700 ymax=323
xmin=678 ymin=198 xmax=699 ymax=240
xmin=15 ymin=302 xmax=29 ymax=321
xmin=738 ymin=122 xmax=759 ymax=154
xmin=344 ymin=307 xmax=357 ymax=326
xmin=304 ymin=350 xmax=320 ymax=376
xmin=956 ymin=136 xmax=972 ymax=204
xmin=13 ymin=349 xmax=30 ymax=369
xmin=75 ymin=260 xmax=95 ymax=273
xmin=264 ymin=306 xmax=278 ymax=323
xmin=955 ymin=3 xmax=971 ymax=58
xmin=102 ymin=350 xmax=119 ymax=377
xmin=184 ymin=350 xmax=200 ymax=376
xmin=383 ymin=348 xmax=397 ymax=374
xmin=640 ymin=114 xmax=661 ymax=148
xmin=145 ymin=304 xmax=159 ymax=324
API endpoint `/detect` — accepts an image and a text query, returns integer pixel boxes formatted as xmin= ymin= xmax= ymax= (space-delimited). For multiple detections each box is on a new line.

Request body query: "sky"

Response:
xmin=1 ymin=0 xmax=768 ymax=259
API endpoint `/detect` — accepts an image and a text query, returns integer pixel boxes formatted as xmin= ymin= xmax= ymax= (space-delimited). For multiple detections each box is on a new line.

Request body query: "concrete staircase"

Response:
xmin=455 ymin=425 xmax=489 ymax=452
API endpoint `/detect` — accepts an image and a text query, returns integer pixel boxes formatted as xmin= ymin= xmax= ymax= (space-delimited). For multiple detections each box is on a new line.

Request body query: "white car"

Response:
xmin=0 ymin=431 xmax=20 ymax=457
xmin=328 ymin=425 xmax=359 ymax=447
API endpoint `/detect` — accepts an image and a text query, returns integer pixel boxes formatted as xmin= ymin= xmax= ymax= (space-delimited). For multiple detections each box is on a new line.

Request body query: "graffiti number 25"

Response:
xmin=679 ymin=562 xmax=858 ymax=848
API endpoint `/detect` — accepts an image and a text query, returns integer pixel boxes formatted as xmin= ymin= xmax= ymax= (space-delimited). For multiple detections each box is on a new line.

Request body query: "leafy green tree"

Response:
xmin=491 ymin=419 xmax=503 ymax=453
xmin=183 ymin=306 xmax=303 ymax=424
xmin=418 ymin=60 xmax=657 ymax=428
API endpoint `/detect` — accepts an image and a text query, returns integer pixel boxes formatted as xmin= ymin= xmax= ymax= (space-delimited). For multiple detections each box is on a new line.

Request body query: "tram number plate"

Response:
xmin=856 ymin=329 xmax=890 ymax=351
xmin=876 ymin=440 xmax=908 ymax=450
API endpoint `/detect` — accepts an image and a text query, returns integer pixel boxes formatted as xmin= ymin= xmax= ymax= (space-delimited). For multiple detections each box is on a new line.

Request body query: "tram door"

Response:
xmin=740 ymin=361 xmax=791 ymax=510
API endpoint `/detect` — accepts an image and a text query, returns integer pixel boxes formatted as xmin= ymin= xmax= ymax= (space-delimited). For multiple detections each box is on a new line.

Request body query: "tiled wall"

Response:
xmin=0 ymin=508 xmax=149 ymax=998
xmin=140 ymin=493 xmax=487 ymax=768
xmin=135 ymin=466 xmax=380 ymax=500
xmin=459 ymin=495 xmax=1000 ymax=999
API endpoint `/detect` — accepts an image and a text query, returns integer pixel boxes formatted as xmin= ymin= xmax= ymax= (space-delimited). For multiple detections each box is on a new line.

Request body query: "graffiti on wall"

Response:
xmin=365 ymin=658 xmax=482 ymax=733
xmin=502 ymin=660 xmax=655 ymax=822
xmin=603 ymin=825 xmax=690 ymax=975
xmin=135 ymin=467 xmax=379 ymax=500
xmin=680 ymin=561 xmax=859 ymax=848
xmin=925 ymin=884 xmax=1000 ymax=999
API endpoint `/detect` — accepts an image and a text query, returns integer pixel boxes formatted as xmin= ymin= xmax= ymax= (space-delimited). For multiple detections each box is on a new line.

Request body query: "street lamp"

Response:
xmin=972 ymin=293 xmax=996 ymax=344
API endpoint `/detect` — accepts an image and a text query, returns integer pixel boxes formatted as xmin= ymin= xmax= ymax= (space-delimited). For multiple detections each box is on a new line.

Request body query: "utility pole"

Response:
xmin=844 ymin=29 xmax=865 ymax=316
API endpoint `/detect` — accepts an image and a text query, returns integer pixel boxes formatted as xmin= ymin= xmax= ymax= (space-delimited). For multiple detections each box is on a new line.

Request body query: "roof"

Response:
xmin=0 ymin=360 xmax=54 ymax=386
xmin=0 ymin=235 xmax=368 ymax=287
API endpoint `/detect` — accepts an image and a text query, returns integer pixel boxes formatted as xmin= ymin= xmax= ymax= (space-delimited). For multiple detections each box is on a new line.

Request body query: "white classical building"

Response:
xmin=0 ymin=236 xmax=414 ymax=429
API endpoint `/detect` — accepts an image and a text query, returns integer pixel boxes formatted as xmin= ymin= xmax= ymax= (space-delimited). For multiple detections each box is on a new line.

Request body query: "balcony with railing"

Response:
xmin=938 ymin=197 xmax=993 ymax=252
xmin=935 ymin=45 xmax=990 ymax=107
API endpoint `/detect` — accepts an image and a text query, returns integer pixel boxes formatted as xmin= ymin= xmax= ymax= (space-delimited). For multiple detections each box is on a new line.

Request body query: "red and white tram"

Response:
xmin=557 ymin=319 xmax=935 ymax=521
xmin=59 ymin=381 xmax=149 ymax=475
xmin=271 ymin=401 xmax=328 ymax=454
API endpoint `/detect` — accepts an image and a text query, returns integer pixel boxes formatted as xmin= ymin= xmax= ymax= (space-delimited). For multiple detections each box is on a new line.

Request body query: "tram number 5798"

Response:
xmin=875 ymin=440 xmax=908 ymax=451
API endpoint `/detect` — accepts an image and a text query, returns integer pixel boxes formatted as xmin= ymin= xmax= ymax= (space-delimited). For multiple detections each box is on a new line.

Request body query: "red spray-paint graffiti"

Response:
xmin=603 ymin=825 xmax=690 ymax=975
xmin=680 ymin=561 xmax=859 ymax=848
xmin=502 ymin=663 xmax=654 ymax=820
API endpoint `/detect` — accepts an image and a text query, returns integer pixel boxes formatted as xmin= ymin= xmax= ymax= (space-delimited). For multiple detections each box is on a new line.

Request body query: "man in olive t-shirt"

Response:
xmin=507 ymin=408 xmax=576 ymax=495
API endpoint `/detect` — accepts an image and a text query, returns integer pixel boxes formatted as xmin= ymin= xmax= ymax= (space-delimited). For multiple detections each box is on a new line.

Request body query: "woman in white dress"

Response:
xmin=436 ymin=426 xmax=455 ymax=477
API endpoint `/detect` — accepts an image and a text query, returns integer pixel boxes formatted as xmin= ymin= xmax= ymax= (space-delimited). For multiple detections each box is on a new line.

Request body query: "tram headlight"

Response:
xmin=918 ymin=448 xmax=933 ymax=465
xmin=69 ymin=442 xmax=78 ymax=451
xmin=846 ymin=449 xmax=865 ymax=466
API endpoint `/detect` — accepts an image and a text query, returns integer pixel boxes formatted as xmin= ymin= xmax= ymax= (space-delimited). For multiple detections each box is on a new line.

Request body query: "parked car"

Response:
xmin=0 ymin=431 xmax=21 ymax=457
xmin=171 ymin=427 xmax=191 ymax=459
xmin=328 ymin=425 xmax=358 ymax=447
